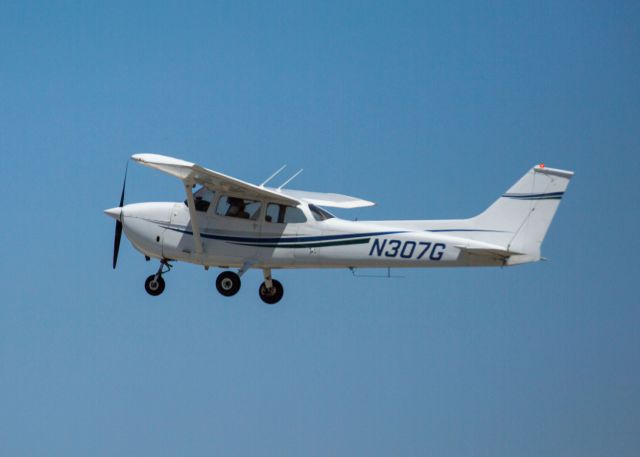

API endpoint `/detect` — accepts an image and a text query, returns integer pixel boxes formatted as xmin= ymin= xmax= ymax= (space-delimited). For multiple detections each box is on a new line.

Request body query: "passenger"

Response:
xmin=226 ymin=197 xmax=250 ymax=219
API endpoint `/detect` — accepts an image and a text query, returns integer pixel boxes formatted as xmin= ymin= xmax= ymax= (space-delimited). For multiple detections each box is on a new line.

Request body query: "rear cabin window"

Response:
xmin=265 ymin=203 xmax=307 ymax=224
xmin=216 ymin=196 xmax=262 ymax=220
xmin=309 ymin=204 xmax=335 ymax=221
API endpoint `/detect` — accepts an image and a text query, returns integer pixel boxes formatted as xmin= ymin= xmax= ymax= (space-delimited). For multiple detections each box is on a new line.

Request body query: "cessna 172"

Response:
xmin=104 ymin=154 xmax=573 ymax=304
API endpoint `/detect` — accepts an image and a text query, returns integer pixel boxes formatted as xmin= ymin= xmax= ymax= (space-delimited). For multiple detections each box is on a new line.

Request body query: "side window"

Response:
xmin=265 ymin=203 xmax=307 ymax=223
xmin=216 ymin=196 xmax=262 ymax=220
xmin=265 ymin=203 xmax=282 ymax=223
xmin=284 ymin=206 xmax=306 ymax=223
xmin=185 ymin=187 xmax=216 ymax=212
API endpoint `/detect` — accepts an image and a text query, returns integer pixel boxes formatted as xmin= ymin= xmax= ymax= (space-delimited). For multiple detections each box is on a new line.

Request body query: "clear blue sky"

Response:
xmin=1 ymin=1 xmax=638 ymax=456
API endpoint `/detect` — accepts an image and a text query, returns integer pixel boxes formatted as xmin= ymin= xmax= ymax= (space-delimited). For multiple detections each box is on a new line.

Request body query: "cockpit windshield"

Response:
xmin=309 ymin=204 xmax=335 ymax=221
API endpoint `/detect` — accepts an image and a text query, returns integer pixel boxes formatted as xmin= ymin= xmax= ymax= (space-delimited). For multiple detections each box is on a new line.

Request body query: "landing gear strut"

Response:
xmin=144 ymin=259 xmax=172 ymax=296
xmin=259 ymin=269 xmax=284 ymax=304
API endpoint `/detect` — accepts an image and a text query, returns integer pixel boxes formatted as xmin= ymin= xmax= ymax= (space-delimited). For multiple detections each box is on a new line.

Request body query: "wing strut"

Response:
xmin=183 ymin=183 xmax=204 ymax=258
xmin=260 ymin=164 xmax=287 ymax=187
xmin=277 ymin=169 xmax=303 ymax=190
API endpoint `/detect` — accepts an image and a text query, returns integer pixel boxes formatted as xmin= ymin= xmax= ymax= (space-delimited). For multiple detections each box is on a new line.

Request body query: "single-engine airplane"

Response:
xmin=104 ymin=154 xmax=573 ymax=304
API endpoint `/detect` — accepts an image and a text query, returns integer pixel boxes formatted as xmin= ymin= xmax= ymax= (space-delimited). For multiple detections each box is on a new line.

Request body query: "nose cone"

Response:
xmin=104 ymin=207 xmax=121 ymax=221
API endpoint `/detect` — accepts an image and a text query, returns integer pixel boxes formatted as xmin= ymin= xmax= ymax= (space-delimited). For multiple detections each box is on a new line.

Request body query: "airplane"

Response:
xmin=104 ymin=154 xmax=573 ymax=304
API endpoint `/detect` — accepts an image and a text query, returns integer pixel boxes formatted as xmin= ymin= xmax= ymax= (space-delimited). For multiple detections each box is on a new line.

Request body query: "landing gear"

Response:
xmin=144 ymin=259 xmax=172 ymax=296
xmin=258 ymin=269 xmax=284 ymax=304
xmin=145 ymin=275 xmax=165 ymax=296
xmin=259 ymin=280 xmax=284 ymax=304
xmin=216 ymin=271 xmax=241 ymax=297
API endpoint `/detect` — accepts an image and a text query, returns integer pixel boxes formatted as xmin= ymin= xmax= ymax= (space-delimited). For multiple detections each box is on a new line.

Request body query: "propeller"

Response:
xmin=112 ymin=163 xmax=128 ymax=269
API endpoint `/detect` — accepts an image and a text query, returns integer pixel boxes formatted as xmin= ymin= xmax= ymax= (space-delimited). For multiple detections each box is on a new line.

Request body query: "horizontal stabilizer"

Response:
xmin=456 ymin=245 xmax=521 ymax=260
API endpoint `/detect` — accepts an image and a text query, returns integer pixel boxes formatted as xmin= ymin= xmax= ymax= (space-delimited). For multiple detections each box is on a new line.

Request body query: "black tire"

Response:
xmin=145 ymin=275 xmax=165 ymax=296
xmin=216 ymin=271 xmax=241 ymax=297
xmin=259 ymin=279 xmax=284 ymax=305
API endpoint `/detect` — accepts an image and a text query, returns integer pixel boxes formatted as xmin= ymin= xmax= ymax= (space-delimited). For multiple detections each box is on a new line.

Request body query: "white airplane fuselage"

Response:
xmin=118 ymin=201 xmax=506 ymax=270
xmin=105 ymin=154 xmax=572 ymax=303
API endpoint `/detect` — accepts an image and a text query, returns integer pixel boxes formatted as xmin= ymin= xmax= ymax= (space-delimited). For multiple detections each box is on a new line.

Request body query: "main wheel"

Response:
xmin=145 ymin=275 xmax=165 ymax=296
xmin=216 ymin=271 xmax=241 ymax=297
xmin=259 ymin=279 xmax=284 ymax=304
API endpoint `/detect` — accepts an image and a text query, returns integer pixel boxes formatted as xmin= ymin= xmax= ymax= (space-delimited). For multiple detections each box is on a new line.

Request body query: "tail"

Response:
xmin=469 ymin=164 xmax=574 ymax=264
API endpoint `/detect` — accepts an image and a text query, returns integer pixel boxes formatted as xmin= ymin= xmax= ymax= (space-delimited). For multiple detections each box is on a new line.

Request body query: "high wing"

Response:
xmin=132 ymin=153 xmax=300 ymax=206
xmin=131 ymin=153 xmax=375 ymax=208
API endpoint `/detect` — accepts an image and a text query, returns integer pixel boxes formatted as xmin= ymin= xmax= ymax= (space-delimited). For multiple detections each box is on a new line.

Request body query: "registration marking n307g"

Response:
xmin=368 ymin=239 xmax=445 ymax=260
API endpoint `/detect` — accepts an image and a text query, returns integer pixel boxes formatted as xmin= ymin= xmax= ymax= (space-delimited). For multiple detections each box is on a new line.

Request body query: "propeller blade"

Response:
xmin=113 ymin=162 xmax=128 ymax=269
xmin=119 ymin=162 xmax=128 ymax=207
xmin=113 ymin=220 xmax=122 ymax=269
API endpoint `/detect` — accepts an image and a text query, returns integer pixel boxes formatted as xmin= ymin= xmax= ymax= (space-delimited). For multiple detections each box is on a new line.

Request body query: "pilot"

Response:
xmin=226 ymin=197 xmax=250 ymax=219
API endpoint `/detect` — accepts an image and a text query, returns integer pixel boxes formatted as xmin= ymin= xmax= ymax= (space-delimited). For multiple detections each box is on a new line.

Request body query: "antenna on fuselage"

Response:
xmin=277 ymin=169 xmax=303 ymax=190
xmin=260 ymin=165 xmax=287 ymax=187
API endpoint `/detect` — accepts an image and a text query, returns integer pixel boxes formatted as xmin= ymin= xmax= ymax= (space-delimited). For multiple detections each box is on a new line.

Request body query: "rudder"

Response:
xmin=470 ymin=165 xmax=574 ymax=263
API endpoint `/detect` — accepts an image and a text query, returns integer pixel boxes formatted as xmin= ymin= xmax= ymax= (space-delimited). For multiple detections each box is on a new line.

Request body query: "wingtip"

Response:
xmin=131 ymin=153 xmax=154 ymax=163
xmin=130 ymin=153 xmax=194 ymax=168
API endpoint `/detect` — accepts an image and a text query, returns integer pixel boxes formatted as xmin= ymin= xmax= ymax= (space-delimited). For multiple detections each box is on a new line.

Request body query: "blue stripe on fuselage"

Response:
xmin=160 ymin=225 xmax=404 ymax=244
xmin=425 ymin=229 xmax=509 ymax=233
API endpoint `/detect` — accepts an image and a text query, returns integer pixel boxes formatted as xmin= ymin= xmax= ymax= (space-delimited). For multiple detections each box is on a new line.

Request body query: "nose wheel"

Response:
xmin=145 ymin=275 xmax=165 ymax=296
xmin=144 ymin=259 xmax=172 ymax=296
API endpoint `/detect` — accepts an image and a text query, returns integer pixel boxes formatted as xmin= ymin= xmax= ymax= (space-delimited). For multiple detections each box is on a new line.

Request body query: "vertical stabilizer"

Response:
xmin=470 ymin=165 xmax=574 ymax=263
